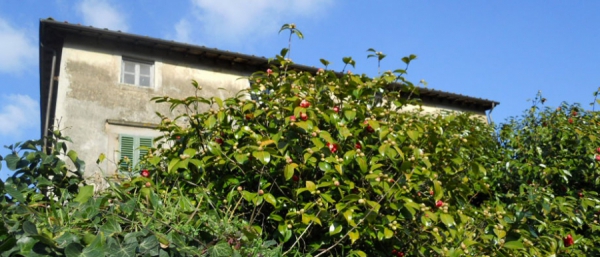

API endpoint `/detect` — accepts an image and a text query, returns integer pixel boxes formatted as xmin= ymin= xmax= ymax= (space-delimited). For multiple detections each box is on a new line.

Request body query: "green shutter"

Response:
xmin=138 ymin=137 xmax=153 ymax=164
xmin=120 ymin=135 xmax=134 ymax=169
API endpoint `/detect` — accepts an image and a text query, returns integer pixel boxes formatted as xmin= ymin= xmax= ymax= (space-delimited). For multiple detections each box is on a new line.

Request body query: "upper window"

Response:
xmin=121 ymin=58 xmax=153 ymax=87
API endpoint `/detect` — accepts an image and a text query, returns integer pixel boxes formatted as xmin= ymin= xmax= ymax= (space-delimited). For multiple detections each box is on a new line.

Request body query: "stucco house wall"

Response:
xmin=53 ymin=35 xmax=251 ymax=182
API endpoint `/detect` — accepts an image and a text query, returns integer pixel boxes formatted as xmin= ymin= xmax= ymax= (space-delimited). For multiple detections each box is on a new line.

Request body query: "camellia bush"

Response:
xmin=1 ymin=24 xmax=599 ymax=256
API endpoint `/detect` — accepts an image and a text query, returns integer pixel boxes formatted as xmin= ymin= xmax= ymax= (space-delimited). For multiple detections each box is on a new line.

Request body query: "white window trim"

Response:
xmin=121 ymin=57 xmax=154 ymax=87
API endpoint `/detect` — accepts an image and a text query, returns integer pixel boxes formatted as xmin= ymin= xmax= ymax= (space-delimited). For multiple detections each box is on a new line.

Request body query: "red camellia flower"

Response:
xmin=436 ymin=200 xmax=444 ymax=208
xmin=292 ymin=175 xmax=299 ymax=182
xmin=326 ymin=142 xmax=338 ymax=153
xmin=355 ymin=142 xmax=362 ymax=149
xmin=215 ymin=138 xmax=224 ymax=145
xmin=300 ymin=99 xmax=310 ymax=108
xmin=333 ymin=106 xmax=340 ymax=113
xmin=564 ymin=234 xmax=574 ymax=247
xmin=366 ymin=125 xmax=375 ymax=133
xmin=290 ymin=115 xmax=296 ymax=122
xmin=572 ymin=111 xmax=578 ymax=116
xmin=396 ymin=252 xmax=404 ymax=257
xmin=266 ymin=69 xmax=273 ymax=75
xmin=141 ymin=169 xmax=150 ymax=178
xmin=596 ymin=147 xmax=600 ymax=154
xmin=568 ymin=118 xmax=573 ymax=124
xmin=595 ymin=155 xmax=600 ymax=161
xmin=300 ymin=112 xmax=308 ymax=121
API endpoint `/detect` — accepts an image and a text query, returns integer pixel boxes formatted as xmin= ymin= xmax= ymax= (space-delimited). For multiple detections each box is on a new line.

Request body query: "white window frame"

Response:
xmin=121 ymin=57 xmax=154 ymax=87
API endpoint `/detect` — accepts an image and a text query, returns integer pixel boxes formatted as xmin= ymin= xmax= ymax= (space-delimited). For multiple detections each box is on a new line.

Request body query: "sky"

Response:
xmin=0 ymin=1 xmax=599 ymax=179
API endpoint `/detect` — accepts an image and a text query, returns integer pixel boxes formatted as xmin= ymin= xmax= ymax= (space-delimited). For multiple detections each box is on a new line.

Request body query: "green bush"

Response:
xmin=1 ymin=24 xmax=599 ymax=257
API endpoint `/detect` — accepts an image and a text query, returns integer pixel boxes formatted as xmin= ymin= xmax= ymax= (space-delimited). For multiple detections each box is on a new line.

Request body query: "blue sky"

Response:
xmin=1 ymin=1 xmax=599 ymax=180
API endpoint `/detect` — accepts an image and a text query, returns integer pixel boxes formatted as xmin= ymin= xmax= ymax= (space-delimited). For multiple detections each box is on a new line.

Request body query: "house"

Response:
xmin=38 ymin=19 xmax=499 ymax=182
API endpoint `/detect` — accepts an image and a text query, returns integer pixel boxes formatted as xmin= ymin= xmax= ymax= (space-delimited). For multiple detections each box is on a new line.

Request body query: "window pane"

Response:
xmin=124 ymin=61 xmax=135 ymax=73
xmin=139 ymin=64 xmax=151 ymax=75
xmin=123 ymin=73 xmax=135 ymax=84
xmin=139 ymin=75 xmax=150 ymax=87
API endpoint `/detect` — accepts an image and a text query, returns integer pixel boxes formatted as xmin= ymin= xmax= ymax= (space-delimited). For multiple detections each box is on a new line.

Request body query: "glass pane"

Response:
xmin=139 ymin=75 xmax=150 ymax=87
xmin=124 ymin=61 xmax=135 ymax=72
xmin=123 ymin=73 xmax=135 ymax=84
xmin=139 ymin=64 xmax=151 ymax=75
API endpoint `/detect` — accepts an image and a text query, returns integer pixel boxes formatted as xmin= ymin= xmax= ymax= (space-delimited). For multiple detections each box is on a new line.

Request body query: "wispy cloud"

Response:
xmin=0 ymin=17 xmax=36 ymax=74
xmin=176 ymin=0 xmax=334 ymax=46
xmin=0 ymin=94 xmax=39 ymax=137
xmin=77 ymin=0 xmax=128 ymax=31
xmin=174 ymin=19 xmax=192 ymax=43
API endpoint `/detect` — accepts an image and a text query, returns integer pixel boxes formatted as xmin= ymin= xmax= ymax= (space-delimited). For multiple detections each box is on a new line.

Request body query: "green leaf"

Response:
xmin=349 ymin=230 xmax=360 ymax=244
xmin=383 ymin=227 xmax=393 ymax=239
xmin=23 ymin=221 xmax=38 ymax=235
xmin=209 ymin=242 xmax=233 ymax=257
xmin=284 ymin=163 xmax=297 ymax=180
xmin=5 ymin=154 xmax=19 ymax=171
xmin=96 ymin=153 xmax=106 ymax=164
xmin=434 ymin=180 xmax=443 ymax=201
xmin=329 ymin=222 xmax=343 ymax=235
xmin=67 ymin=150 xmax=78 ymax=163
xmin=440 ymin=213 xmax=456 ymax=227
xmin=252 ymin=151 xmax=271 ymax=164
xmin=73 ymin=185 xmax=94 ymax=203
xmin=407 ymin=130 xmax=420 ymax=141
xmin=5 ymin=183 xmax=26 ymax=203
xmin=344 ymin=110 xmax=356 ymax=121
xmin=263 ymin=193 xmax=277 ymax=207
xmin=504 ymin=240 xmax=525 ymax=249
xmin=319 ymin=131 xmax=335 ymax=143
xmin=306 ymin=181 xmax=316 ymax=193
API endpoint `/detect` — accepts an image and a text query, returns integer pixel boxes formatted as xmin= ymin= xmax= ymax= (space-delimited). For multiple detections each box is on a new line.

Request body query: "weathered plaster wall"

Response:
xmin=403 ymin=103 xmax=488 ymax=123
xmin=54 ymin=35 xmax=251 ymax=181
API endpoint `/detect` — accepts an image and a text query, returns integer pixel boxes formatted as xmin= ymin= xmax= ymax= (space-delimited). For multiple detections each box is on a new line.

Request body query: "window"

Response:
xmin=121 ymin=58 xmax=153 ymax=87
xmin=119 ymin=135 xmax=153 ymax=169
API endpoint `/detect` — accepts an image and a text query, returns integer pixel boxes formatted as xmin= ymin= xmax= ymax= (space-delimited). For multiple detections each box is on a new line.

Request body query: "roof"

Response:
xmin=39 ymin=18 xmax=499 ymax=137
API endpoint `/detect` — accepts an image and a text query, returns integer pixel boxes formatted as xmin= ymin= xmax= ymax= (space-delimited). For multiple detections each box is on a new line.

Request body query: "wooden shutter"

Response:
xmin=138 ymin=137 xmax=153 ymax=162
xmin=119 ymin=135 xmax=134 ymax=169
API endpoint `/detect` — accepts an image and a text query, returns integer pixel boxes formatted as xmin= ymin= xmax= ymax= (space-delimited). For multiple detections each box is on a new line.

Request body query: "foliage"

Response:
xmin=1 ymin=24 xmax=600 ymax=257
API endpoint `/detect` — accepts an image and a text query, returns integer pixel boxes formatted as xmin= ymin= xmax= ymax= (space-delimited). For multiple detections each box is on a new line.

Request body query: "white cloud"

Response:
xmin=77 ymin=0 xmax=128 ymax=31
xmin=0 ymin=17 xmax=36 ymax=74
xmin=183 ymin=0 xmax=334 ymax=46
xmin=0 ymin=94 xmax=39 ymax=137
xmin=174 ymin=19 xmax=192 ymax=43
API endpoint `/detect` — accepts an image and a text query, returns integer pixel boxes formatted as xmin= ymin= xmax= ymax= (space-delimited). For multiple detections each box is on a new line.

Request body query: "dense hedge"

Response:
xmin=1 ymin=25 xmax=599 ymax=256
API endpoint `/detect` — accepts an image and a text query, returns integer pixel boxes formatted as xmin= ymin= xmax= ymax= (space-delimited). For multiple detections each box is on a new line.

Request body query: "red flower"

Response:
xmin=300 ymin=99 xmax=310 ymax=108
xmin=366 ymin=125 xmax=375 ymax=133
xmin=436 ymin=200 xmax=444 ymax=208
xmin=290 ymin=115 xmax=296 ymax=122
xmin=564 ymin=234 xmax=574 ymax=247
xmin=396 ymin=252 xmax=404 ymax=257
xmin=568 ymin=118 xmax=573 ymax=124
xmin=141 ymin=169 xmax=150 ymax=178
xmin=595 ymin=155 xmax=600 ymax=161
xmin=572 ymin=111 xmax=578 ymax=116
xmin=292 ymin=175 xmax=299 ymax=182
xmin=597 ymin=147 xmax=600 ymax=154
xmin=215 ymin=138 xmax=224 ymax=145
xmin=326 ymin=142 xmax=338 ymax=153
xmin=266 ymin=69 xmax=273 ymax=75
xmin=300 ymin=112 xmax=308 ymax=121
xmin=333 ymin=106 xmax=340 ymax=113
xmin=355 ymin=142 xmax=362 ymax=149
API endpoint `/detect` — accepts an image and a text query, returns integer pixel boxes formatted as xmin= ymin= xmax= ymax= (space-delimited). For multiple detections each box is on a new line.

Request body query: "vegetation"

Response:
xmin=1 ymin=24 xmax=599 ymax=256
